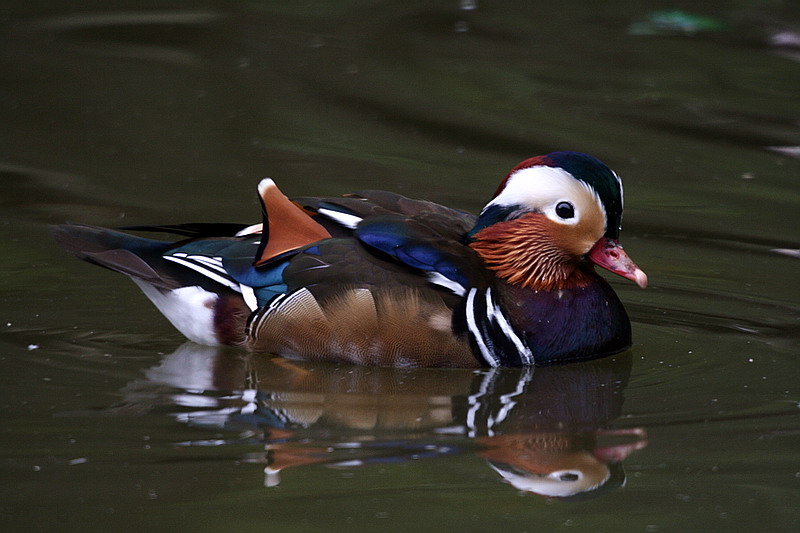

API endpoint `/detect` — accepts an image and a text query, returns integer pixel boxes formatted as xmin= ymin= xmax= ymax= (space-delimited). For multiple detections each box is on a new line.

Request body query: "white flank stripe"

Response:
xmin=426 ymin=272 xmax=465 ymax=296
xmin=485 ymin=288 xmax=534 ymax=365
xmin=317 ymin=208 xmax=362 ymax=229
xmin=163 ymin=256 xmax=241 ymax=292
xmin=465 ymin=288 xmax=499 ymax=367
xmin=484 ymin=287 xmax=495 ymax=322
xmin=240 ymin=284 xmax=258 ymax=311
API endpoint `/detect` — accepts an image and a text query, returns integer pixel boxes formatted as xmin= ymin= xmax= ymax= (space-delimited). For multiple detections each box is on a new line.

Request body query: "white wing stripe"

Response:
xmin=170 ymin=252 xmax=227 ymax=275
xmin=163 ymin=256 xmax=241 ymax=292
xmin=317 ymin=208 xmax=362 ymax=229
xmin=426 ymin=272 xmax=465 ymax=296
xmin=186 ymin=255 xmax=226 ymax=273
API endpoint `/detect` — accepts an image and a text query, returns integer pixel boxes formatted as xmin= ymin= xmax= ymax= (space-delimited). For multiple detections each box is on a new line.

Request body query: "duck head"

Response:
xmin=468 ymin=152 xmax=647 ymax=291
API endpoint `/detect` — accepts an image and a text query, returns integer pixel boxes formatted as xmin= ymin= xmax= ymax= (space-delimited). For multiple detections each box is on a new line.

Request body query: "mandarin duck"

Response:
xmin=52 ymin=151 xmax=647 ymax=367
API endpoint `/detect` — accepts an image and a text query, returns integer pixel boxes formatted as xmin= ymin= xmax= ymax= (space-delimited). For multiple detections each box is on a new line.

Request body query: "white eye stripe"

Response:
xmin=490 ymin=166 xmax=606 ymax=229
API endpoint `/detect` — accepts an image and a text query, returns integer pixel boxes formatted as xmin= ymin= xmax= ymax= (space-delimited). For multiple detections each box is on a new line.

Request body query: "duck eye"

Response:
xmin=555 ymin=201 xmax=575 ymax=219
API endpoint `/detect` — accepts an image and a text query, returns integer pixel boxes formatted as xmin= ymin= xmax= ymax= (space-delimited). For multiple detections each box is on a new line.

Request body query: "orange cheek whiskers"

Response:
xmin=469 ymin=214 xmax=578 ymax=291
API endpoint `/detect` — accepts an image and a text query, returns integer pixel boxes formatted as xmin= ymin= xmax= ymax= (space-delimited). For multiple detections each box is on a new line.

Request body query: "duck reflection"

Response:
xmin=123 ymin=343 xmax=646 ymax=499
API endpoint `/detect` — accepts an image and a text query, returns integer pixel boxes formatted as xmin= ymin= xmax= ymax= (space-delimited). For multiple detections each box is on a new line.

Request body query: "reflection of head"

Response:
xmin=488 ymin=459 xmax=626 ymax=499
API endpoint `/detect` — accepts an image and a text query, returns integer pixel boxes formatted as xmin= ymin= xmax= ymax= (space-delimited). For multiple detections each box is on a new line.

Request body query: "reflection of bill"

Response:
xmin=124 ymin=342 xmax=647 ymax=499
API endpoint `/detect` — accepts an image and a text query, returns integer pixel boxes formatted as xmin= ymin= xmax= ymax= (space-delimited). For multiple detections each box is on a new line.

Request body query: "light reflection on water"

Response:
xmin=125 ymin=343 xmax=645 ymax=499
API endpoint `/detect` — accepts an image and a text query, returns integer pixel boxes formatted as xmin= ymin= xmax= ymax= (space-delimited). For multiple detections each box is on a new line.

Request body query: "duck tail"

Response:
xmin=50 ymin=223 xmax=179 ymax=289
xmin=51 ymin=223 xmax=250 ymax=346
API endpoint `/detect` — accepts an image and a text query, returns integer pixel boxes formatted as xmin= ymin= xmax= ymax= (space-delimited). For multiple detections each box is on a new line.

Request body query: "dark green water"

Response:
xmin=2 ymin=1 xmax=799 ymax=532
